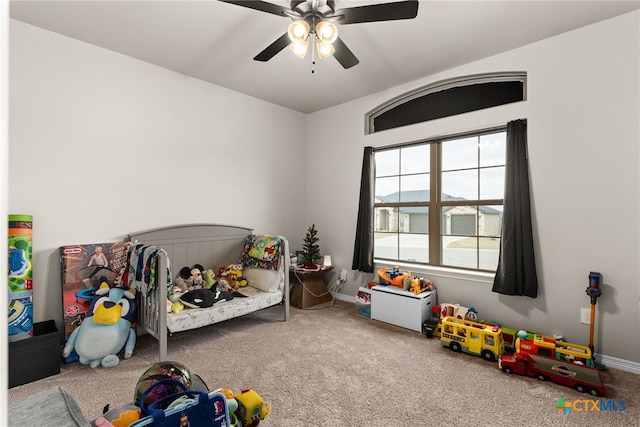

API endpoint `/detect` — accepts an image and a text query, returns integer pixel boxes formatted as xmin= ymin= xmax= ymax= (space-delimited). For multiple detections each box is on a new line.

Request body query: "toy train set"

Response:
xmin=422 ymin=303 xmax=606 ymax=397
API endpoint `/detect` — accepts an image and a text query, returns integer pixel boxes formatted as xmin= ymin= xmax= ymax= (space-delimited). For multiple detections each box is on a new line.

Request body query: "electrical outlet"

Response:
xmin=580 ymin=308 xmax=591 ymax=325
xmin=340 ymin=269 xmax=347 ymax=281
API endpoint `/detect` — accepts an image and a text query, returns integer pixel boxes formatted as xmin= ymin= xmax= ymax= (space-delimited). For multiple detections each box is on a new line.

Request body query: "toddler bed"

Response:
xmin=126 ymin=224 xmax=290 ymax=361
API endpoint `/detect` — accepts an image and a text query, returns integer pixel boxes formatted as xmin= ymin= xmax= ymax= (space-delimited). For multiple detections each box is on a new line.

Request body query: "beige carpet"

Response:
xmin=8 ymin=300 xmax=640 ymax=426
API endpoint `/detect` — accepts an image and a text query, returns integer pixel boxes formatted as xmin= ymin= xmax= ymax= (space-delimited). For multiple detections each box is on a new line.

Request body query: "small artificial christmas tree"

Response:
xmin=302 ymin=224 xmax=321 ymax=266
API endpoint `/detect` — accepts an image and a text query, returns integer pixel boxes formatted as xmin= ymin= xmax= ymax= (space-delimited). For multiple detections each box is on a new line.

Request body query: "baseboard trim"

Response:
xmin=332 ymin=292 xmax=640 ymax=375
xmin=333 ymin=293 xmax=356 ymax=304
xmin=596 ymin=354 xmax=640 ymax=374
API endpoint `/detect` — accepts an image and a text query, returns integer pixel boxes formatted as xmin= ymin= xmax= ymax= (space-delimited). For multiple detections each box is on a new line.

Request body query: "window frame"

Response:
xmin=373 ymin=126 xmax=506 ymax=272
xmin=365 ymin=71 xmax=526 ymax=134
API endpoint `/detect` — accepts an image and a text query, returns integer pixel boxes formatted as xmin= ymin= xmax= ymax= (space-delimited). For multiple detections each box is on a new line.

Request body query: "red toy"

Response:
xmin=499 ymin=332 xmax=605 ymax=396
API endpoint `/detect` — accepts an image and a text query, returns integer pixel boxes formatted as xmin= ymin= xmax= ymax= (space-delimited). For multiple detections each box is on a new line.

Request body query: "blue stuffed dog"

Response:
xmin=63 ymin=277 xmax=137 ymax=368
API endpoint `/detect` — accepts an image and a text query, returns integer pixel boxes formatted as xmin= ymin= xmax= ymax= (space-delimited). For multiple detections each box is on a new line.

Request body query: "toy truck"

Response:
xmin=498 ymin=334 xmax=605 ymax=396
xmin=423 ymin=318 xmax=441 ymax=338
xmin=439 ymin=316 xmax=505 ymax=362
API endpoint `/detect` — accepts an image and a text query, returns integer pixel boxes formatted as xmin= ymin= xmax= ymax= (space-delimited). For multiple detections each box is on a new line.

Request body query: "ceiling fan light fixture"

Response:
xmin=224 ymin=0 xmax=419 ymax=69
xmin=289 ymin=38 xmax=310 ymax=59
xmin=288 ymin=20 xmax=310 ymax=43
xmin=316 ymin=38 xmax=335 ymax=59
xmin=315 ymin=20 xmax=338 ymax=44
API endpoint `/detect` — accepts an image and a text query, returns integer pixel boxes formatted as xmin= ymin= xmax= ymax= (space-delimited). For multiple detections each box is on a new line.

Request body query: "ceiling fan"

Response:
xmin=218 ymin=0 xmax=419 ymax=69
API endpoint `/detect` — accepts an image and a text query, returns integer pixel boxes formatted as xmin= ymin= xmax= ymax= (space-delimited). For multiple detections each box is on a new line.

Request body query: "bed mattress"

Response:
xmin=166 ymin=286 xmax=284 ymax=333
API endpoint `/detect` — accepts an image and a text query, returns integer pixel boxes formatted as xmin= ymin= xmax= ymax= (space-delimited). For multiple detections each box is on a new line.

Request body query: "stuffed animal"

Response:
xmin=224 ymin=264 xmax=248 ymax=290
xmin=181 ymin=289 xmax=214 ymax=308
xmin=189 ymin=264 xmax=205 ymax=288
xmin=166 ymin=292 xmax=185 ymax=314
xmin=173 ymin=264 xmax=205 ymax=295
xmin=203 ymin=269 xmax=216 ymax=289
xmin=169 ymin=265 xmax=236 ymax=310
xmin=62 ymin=277 xmax=137 ymax=368
xmin=172 ymin=300 xmax=185 ymax=314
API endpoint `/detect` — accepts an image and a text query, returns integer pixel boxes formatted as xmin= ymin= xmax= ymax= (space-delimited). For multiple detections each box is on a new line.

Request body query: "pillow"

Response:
xmin=244 ymin=267 xmax=280 ymax=293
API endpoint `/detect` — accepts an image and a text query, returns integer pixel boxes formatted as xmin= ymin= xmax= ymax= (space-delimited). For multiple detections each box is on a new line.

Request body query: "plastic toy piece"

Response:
xmin=440 ymin=302 xmax=478 ymax=321
xmin=499 ymin=334 xmax=606 ymax=396
xmin=409 ymin=276 xmax=434 ymax=294
xmin=439 ymin=316 xmax=504 ymax=362
xmin=235 ymin=389 xmax=271 ymax=427
xmin=377 ymin=267 xmax=411 ymax=288
xmin=92 ymin=404 xmax=141 ymax=427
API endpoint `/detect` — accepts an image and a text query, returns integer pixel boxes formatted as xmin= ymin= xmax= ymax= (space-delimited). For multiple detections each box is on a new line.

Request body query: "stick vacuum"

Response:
xmin=586 ymin=272 xmax=605 ymax=370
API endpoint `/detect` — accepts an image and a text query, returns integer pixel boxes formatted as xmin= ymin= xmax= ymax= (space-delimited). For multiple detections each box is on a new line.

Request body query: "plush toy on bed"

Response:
xmin=167 ymin=286 xmax=185 ymax=314
xmin=173 ymin=264 xmax=205 ymax=293
xmin=203 ymin=269 xmax=216 ymax=289
xmin=62 ymin=276 xmax=137 ymax=368
xmin=221 ymin=264 xmax=248 ymax=290
xmin=203 ymin=267 xmax=235 ymax=299
xmin=171 ymin=264 xmax=234 ymax=309
xmin=181 ymin=285 xmax=233 ymax=308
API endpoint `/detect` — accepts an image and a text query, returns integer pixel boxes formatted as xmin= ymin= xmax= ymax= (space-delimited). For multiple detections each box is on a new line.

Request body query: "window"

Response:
xmin=374 ymin=129 xmax=506 ymax=272
xmin=366 ymin=72 xmax=526 ymax=134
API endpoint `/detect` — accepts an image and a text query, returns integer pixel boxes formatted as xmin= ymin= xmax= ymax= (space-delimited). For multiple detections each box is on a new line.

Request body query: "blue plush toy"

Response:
xmin=63 ymin=277 xmax=137 ymax=368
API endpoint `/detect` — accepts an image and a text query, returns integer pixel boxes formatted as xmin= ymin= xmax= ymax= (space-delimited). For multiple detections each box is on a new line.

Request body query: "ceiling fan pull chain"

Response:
xmin=311 ymin=21 xmax=316 ymax=74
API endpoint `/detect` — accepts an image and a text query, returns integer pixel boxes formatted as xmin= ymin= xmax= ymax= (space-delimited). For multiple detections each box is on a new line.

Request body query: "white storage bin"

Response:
xmin=371 ymin=285 xmax=437 ymax=332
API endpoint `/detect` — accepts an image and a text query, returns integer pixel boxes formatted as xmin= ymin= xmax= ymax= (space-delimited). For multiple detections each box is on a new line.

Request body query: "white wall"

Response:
xmin=307 ymin=11 xmax=640 ymax=363
xmin=7 ymin=11 xmax=640 ymax=366
xmin=8 ymin=20 xmax=308 ymax=327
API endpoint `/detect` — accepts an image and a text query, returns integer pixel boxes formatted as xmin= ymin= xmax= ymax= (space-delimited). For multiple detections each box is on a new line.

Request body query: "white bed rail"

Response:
xmin=136 ymin=249 xmax=168 ymax=361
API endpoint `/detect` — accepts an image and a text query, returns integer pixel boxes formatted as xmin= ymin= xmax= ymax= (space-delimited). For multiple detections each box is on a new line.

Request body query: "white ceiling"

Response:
xmin=10 ymin=0 xmax=640 ymax=113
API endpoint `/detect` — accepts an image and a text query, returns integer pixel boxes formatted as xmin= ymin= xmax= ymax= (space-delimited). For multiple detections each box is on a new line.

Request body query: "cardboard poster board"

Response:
xmin=59 ymin=241 xmax=130 ymax=363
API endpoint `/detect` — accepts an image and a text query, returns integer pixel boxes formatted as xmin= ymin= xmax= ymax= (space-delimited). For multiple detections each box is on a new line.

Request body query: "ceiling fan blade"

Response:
xmin=333 ymin=0 xmax=418 ymax=24
xmin=217 ymin=0 xmax=291 ymax=17
xmin=332 ymin=37 xmax=359 ymax=69
xmin=254 ymin=33 xmax=291 ymax=62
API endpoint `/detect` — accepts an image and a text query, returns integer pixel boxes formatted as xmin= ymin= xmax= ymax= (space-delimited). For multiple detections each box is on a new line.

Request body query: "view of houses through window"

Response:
xmin=374 ymin=129 xmax=506 ymax=271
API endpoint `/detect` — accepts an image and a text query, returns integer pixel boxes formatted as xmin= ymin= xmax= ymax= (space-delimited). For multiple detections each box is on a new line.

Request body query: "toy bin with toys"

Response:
xmin=356 ymin=286 xmax=372 ymax=318
xmin=377 ymin=267 xmax=411 ymax=288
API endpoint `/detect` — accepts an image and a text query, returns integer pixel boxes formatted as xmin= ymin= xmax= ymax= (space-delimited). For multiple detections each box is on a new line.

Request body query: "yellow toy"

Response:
xmin=235 ymin=389 xmax=271 ymax=427
xmin=409 ymin=277 xmax=434 ymax=295
xmin=171 ymin=300 xmax=185 ymax=314
xmin=225 ymin=264 xmax=248 ymax=289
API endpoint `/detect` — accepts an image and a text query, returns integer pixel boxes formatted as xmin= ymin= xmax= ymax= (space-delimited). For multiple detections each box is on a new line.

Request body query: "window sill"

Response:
xmin=374 ymin=259 xmax=495 ymax=285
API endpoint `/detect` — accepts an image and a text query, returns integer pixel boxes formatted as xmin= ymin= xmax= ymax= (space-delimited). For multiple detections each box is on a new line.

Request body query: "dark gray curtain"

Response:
xmin=352 ymin=147 xmax=375 ymax=272
xmin=492 ymin=119 xmax=538 ymax=297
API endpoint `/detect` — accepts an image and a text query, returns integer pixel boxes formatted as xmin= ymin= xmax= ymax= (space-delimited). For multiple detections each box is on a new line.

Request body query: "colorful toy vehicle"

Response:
xmin=476 ymin=320 xmax=519 ymax=353
xmin=497 ymin=325 xmax=519 ymax=353
xmin=439 ymin=316 xmax=505 ymax=362
xmin=377 ymin=267 xmax=411 ymax=288
xmin=498 ymin=333 xmax=605 ymax=396
xmin=423 ymin=318 xmax=441 ymax=338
